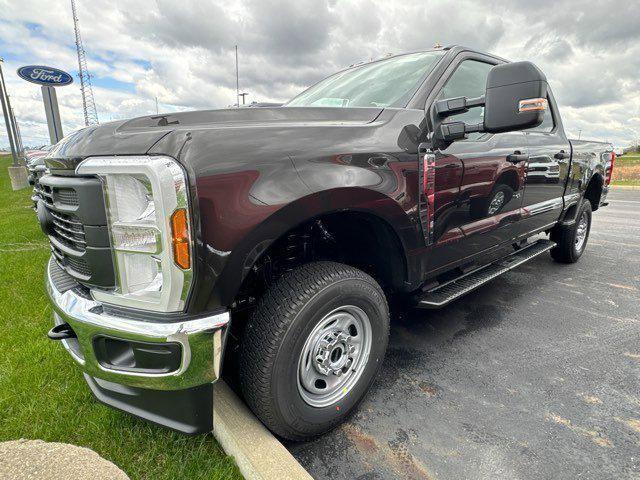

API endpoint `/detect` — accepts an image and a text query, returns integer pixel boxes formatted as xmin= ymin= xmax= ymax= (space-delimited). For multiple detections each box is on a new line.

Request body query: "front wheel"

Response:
xmin=239 ymin=261 xmax=389 ymax=441
xmin=550 ymin=200 xmax=592 ymax=263
xmin=470 ymin=184 xmax=514 ymax=219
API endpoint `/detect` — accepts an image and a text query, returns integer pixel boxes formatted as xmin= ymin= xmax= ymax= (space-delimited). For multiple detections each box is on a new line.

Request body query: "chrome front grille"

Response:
xmin=33 ymin=180 xmax=81 ymax=208
xmin=38 ymin=183 xmax=54 ymax=205
xmin=56 ymin=188 xmax=79 ymax=206
xmin=66 ymin=256 xmax=92 ymax=277
xmin=50 ymin=210 xmax=86 ymax=252
xmin=48 ymin=256 xmax=80 ymax=293
xmin=36 ymin=172 xmax=115 ymax=287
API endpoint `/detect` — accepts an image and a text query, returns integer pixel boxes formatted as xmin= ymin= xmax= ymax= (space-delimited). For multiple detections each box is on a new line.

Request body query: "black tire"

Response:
xmin=550 ymin=200 xmax=592 ymax=263
xmin=470 ymin=184 xmax=514 ymax=219
xmin=238 ymin=261 xmax=389 ymax=441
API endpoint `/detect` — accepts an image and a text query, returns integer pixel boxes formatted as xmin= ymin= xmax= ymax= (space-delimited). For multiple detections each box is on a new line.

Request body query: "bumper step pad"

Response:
xmin=417 ymin=239 xmax=555 ymax=309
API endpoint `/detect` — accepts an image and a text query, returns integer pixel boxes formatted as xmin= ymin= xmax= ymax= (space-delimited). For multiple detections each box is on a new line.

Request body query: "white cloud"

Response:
xmin=0 ymin=0 xmax=638 ymax=148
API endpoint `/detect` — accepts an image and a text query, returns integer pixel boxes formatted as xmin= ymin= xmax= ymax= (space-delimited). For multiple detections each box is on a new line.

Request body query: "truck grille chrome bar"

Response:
xmin=35 ymin=172 xmax=115 ymax=287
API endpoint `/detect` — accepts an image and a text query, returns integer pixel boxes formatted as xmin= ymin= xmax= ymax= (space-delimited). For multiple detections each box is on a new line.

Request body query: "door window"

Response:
xmin=440 ymin=60 xmax=494 ymax=127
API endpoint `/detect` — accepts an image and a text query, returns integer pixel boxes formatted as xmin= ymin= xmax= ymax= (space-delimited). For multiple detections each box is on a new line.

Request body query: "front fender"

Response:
xmin=197 ymin=186 xmax=420 ymax=310
xmin=149 ymin=108 xmax=427 ymax=313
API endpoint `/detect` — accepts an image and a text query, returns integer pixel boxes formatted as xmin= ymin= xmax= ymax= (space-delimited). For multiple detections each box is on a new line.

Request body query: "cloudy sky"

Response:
xmin=0 ymin=0 xmax=638 ymax=148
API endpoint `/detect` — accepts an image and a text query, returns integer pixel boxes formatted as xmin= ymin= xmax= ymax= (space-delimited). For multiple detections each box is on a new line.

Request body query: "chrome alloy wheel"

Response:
xmin=297 ymin=305 xmax=372 ymax=408
xmin=488 ymin=191 xmax=506 ymax=215
xmin=574 ymin=211 xmax=589 ymax=252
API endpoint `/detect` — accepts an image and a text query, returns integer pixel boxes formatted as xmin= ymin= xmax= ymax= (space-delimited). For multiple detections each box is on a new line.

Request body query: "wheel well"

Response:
xmin=584 ymin=173 xmax=604 ymax=211
xmin=232 ymin=211 xmax=407 ymax=311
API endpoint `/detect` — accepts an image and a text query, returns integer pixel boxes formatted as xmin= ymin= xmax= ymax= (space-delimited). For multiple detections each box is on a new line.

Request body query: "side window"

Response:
xmin=527 ymin=97 xmax=555 ymax=133
xmin=439 ymin=60 xmax=494 ymax=127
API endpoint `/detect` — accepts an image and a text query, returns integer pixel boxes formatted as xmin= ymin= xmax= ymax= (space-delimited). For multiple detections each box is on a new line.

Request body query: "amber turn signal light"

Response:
xmin=170 ymin=208 xmax=191 ymax=270
xmin=518 ymin=97 xmax=548 ymax=113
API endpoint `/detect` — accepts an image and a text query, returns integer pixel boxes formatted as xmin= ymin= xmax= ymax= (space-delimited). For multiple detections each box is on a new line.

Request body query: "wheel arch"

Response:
xmin=584 ymin=172 xmax=604 ymax=212
xmin=495 ymin=168 xmax=521 ymax=192
xmin=205 ymin=187 xmax=420 ymax=310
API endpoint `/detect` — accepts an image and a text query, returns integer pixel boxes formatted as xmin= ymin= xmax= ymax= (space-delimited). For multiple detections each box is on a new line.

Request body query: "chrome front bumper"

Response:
xmin=46 ymin=259 xmax=230 ymax=391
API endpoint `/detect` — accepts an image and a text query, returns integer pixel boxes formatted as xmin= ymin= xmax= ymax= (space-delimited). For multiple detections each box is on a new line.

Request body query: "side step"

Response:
xmin=416 ymin=239 xmax=555 ymax=309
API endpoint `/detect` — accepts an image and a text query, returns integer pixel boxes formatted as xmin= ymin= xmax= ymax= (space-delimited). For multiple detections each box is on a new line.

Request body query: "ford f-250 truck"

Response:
xmin=37 ymin=46 xmax=613 ymax=440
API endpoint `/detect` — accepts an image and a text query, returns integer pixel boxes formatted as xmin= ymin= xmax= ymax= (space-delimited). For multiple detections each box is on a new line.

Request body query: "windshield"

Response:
xmin=286 ymin=51 xmax=445 ymax=108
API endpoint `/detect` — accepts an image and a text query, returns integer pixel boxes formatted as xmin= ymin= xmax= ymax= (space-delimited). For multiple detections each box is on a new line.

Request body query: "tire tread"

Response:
xmin=551 ymin=200 xmax=592 ymax=263
xmin=238 ymin=261 xmax=388 ymax=440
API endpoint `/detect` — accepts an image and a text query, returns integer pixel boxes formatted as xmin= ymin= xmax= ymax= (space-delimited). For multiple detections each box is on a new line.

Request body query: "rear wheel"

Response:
xmin=550 ymin=200 xmax=592 ymax=263
xmin=239 ymin=261 xmax=389 ymax=441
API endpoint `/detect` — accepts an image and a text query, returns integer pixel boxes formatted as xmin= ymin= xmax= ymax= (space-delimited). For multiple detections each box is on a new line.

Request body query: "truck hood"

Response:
xmin=45 ymin=107 xmax=384 ymax=171
xmin=119 ymin=106 xmax=384 ymax=130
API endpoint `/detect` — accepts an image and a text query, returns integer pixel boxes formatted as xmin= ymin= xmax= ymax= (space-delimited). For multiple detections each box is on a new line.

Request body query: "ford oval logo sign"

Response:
xmin=17 ymin=65 xmax=73 ymax=87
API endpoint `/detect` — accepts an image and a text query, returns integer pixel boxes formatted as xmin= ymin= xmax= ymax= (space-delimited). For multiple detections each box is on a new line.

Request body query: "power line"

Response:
xmin=70 ymin=0 xmax=99 ymax=126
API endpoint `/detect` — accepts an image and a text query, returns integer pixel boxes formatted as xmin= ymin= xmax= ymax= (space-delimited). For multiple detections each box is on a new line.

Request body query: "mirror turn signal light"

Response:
xmin=518 ymin=97 xmax=548 ymax=113
xmin=170 ymin=208 xmax=191 ymax=270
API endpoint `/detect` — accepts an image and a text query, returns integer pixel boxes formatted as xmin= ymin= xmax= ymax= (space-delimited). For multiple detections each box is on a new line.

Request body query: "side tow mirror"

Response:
xmin=483 ymin=61 xmax=548 ymax=134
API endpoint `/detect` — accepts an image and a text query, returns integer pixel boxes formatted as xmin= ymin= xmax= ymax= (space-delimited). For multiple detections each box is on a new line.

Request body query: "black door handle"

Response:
xmin=554 ymin=150 xmax=570 ymax=160
xmin=506 ymin=152 xmax=529 ymax=164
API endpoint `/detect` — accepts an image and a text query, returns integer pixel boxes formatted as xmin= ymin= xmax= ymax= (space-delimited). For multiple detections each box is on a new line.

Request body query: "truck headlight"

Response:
xmin=76 ymin=156 xmax=193 ymax=312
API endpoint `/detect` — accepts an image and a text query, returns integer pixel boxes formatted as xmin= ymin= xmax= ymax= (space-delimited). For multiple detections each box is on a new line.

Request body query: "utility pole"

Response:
xmin=578 ymin=129 xmax=582 ymax=140
xmin=235 ymin=45 xmax=239 ymax=107
xmin=239 ymin=92 xmax=248 ymax=105
xmin=155 ymin=96 xmax=159 ymax=114
xmin=0 ymin=58 xmax=18 ymax=166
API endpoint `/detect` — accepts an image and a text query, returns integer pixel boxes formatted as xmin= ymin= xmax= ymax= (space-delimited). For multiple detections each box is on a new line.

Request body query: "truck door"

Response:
xmin=428 ymin=58 xmax=527 ymax=267
xmin=519 ymin=91 xmax=571 ymax=235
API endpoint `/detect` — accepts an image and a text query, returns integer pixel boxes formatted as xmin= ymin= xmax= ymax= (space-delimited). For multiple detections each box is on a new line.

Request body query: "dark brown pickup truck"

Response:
xmin=37 ymin=45 xmax=612 ymax=440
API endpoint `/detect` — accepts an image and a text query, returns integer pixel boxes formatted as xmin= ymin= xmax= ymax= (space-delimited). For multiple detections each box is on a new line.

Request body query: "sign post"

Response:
xmin=41 ymin=86 xmax=64 ymax=143
xmin=17 ymin=65 xmax=73 ymax=145
xmin=0 ymin=59 xmax=19 ymax=166
xmin=0 ymin=59 xmax=28 ymax=190
xmin=10 ymin=106 xmax=24 ymax=155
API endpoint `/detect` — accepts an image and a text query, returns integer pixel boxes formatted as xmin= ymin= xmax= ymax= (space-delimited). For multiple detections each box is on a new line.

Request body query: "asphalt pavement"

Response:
xmin=288 ymin=188 xmax=640 ymax=480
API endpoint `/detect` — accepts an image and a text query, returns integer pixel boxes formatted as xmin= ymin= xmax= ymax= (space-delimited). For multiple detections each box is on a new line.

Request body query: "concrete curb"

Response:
xmin=213 ymin=381 xmax=313 ymax=480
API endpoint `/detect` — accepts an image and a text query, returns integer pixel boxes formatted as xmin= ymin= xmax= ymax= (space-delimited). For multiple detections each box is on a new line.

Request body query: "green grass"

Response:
xmin=0 ymin=156 xmax=241 ymax=479
xmin=617 ymin=154 xmax=640 ymax=167
xmin=610 ymin=179 xmax=640 ymax=186
xmin=611 ymin=153 xmax=640 ymax=186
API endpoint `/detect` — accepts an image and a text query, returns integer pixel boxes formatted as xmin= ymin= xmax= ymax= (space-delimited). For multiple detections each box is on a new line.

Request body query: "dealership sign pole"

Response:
xmin=17 ymin=65 xmax=73 ymax=144
xmin=0 ymin=59 xmax=19 ymax=166
xmin=41 ymin=85 xmax=64 ymax=143
xmin=10 ymin=105 xmax=24 ymax=155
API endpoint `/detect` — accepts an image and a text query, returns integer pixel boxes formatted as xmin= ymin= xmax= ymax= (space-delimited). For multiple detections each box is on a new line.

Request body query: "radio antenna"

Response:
xmin=71 ymin=0 xmax=99 ymax=126
xmin=235 ymin=45 xmax=239 ymax=107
